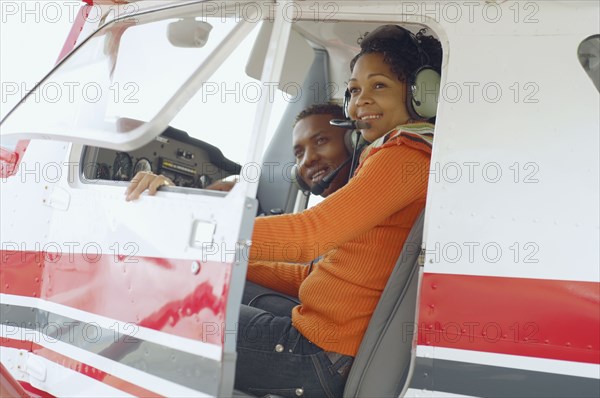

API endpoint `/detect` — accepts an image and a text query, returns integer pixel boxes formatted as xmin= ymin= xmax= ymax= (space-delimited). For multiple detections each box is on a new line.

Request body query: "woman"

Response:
xmin=236 ymin=25 xmax=441 ymax=397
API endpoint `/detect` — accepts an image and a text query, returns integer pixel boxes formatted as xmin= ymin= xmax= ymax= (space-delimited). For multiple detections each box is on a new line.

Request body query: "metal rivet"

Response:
xmin=275 ymin=344 xmax=284 ymax=353
xmin=295 ymin=388 xmax=304 ymax=396
xmin=191 ymin=261 xmax=201 ymax=275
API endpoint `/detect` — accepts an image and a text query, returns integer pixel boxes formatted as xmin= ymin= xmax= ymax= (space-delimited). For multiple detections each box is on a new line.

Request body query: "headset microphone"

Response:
xmin=310 ymin=156 xmax=353 ymax=196
xmin=329 ymin=119 xmax=372 ymax=130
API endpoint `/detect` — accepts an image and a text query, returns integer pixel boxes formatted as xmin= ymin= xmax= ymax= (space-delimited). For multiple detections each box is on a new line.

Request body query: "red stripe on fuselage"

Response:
xmin=418 ymin=273 xmax=600 ymax=364
xmin=1 ymin=250 xmax=231 ymax=346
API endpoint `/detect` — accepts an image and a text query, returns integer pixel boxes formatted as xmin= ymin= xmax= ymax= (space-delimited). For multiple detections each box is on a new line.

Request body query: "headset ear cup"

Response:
xmin=408 ymin=66 xmax=441 ymax=119
xmin=291 ymin=164 xmax=311 ymax=194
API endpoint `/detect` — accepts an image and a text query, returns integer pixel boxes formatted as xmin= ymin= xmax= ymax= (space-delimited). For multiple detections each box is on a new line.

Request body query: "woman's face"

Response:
xmin=347 ymin=52 xmax=411 ymax=143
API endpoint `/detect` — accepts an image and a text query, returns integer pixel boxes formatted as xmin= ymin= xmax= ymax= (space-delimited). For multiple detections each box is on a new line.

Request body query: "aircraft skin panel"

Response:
xmin=1 ymin=310 xmax=224 ymax=395
xmin=0 ymin=295 xmax=223 ymax=361
xmin=1 ymin=344 xmax=140 ymax=397
xmin=1 ymin=141 xmax=244 ymax=395
xmin=409 ymin=354 xmax=600 ymax=398
xmin=424 ymin=32 xmax=599 ymax=284
xmin=0 ymin=252 xmax=231 ymax=349
xmin=415 ymin=346 xmax=600 ymax=379
xmin=418 ymin=273 xmax=600 ymax=365
xmin=0 ymin=344 xmax=208 ymax=397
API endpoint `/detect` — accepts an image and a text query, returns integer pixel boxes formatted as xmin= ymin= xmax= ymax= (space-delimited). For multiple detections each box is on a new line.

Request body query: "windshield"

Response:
xmin=0 ymin=3 xmax=265 ymax=156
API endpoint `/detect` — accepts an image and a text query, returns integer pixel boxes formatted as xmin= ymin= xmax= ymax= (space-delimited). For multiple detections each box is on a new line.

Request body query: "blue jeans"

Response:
xmin=241 ymin=281 xmax=300 ymax=315
xmin=235 ymin=282 xmax=353 ymax=397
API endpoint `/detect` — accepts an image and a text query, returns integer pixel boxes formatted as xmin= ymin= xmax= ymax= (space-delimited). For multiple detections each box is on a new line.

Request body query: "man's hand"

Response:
xmin=125 ymin=171 xmax=174 ymax=201
xmin=205 ymin=180 xmax=236 ymax=192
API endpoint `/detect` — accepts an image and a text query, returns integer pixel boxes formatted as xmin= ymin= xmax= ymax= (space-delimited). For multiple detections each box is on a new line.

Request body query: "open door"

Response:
xmin=0 ymin=1 xmax=292 ymax=396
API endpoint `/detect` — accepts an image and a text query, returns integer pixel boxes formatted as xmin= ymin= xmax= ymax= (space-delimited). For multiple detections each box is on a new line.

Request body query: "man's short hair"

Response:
xmin=294 ymin=103 xmax=345 ymax=127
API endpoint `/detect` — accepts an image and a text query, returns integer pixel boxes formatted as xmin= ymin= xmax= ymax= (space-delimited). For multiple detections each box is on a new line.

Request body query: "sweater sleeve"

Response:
xmin=249 ymin=143 xmax=430 ymax=263
xmin=246 ymin=260 xmax=310 ymax=297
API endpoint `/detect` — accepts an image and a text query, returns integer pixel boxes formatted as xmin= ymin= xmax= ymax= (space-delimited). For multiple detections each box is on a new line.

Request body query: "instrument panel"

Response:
xmin=81 ymin=125 xmax=241 ymax=188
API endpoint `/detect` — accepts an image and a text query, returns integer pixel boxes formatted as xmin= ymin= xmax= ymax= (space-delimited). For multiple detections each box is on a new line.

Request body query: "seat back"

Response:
xmin=343 ymin=210 xmax=424 ymax=397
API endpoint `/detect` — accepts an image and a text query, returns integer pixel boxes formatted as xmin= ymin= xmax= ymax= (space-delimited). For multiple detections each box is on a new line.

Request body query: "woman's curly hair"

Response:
xmin=350 ymin=27 xmax=442 ymax=82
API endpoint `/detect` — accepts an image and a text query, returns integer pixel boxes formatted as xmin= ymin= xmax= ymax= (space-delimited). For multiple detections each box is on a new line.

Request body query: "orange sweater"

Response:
xmin=248 ymin=124 xmax=432 ymax=356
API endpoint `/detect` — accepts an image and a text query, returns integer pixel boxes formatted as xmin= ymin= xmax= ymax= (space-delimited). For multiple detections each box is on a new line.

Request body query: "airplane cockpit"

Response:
xmin=0 ymin=4 xmax=443 ymax=394
xmin=67 ymin=12 xmax=435 ymax=215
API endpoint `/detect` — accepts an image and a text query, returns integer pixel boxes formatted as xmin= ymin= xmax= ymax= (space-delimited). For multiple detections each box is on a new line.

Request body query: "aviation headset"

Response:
xmin=344 ymin=25 xmax=441 ymax=121
xmin=290 ymin=129 xmax=355 ymax=194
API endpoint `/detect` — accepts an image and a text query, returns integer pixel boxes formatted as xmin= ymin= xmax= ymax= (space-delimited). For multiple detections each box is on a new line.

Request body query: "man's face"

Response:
xmin=292 ymin=114 xmax=352 ymax=197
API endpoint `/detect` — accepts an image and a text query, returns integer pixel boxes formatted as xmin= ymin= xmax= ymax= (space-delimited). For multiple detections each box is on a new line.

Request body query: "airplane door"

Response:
xmin=0 ymin=1 xmax=291 ymax=396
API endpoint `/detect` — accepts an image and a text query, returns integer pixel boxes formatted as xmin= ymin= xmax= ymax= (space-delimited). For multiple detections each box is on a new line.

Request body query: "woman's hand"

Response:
xmin=125 ymin=171 xmax=174 ymax=201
